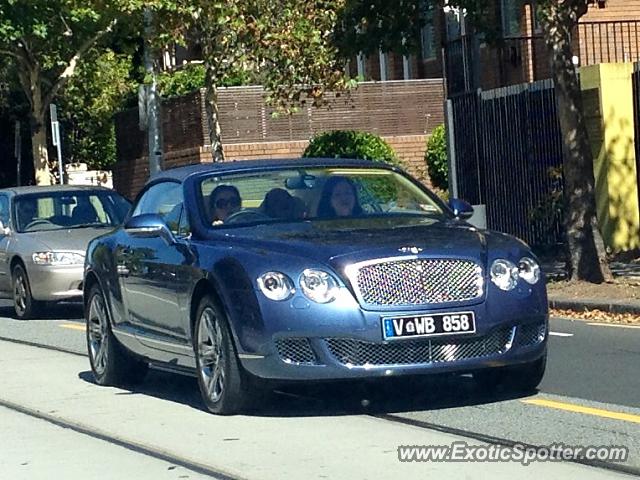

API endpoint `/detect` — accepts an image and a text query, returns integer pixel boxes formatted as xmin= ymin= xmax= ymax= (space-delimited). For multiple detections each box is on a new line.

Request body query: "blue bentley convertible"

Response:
xmin=83 ymin=159 xmax=548 ymax=414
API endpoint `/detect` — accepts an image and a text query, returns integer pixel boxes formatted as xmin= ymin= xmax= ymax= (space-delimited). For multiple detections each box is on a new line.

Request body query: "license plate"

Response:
xmin=382 ymin=312 xmax=476 ymax=340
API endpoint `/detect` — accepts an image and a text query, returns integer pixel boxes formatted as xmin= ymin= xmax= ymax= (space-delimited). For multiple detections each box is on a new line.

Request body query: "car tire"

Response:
xmin=193 ymin=295 xmax=257 ymax=415
xmin=85 ymin=284 xmax=148 ymax=386
xmin=474 ymin=353 xmax=547 ymax=393
xmin=12 ymin=264 xmax=41 ymax=320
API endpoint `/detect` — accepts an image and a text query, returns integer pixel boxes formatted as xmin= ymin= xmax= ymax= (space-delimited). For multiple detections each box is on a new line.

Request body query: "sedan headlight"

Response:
xmin=518 ymin=257 xmax=541 ymax=285
xmin=299 ymin=269 xmax=339 ymax=304
xmin=32 ymin=251 xmax=85 ymax=266
xmin=490 ymin=259 xmax=519 ymax=291
xmin=257 ymin=271 xmax=295 ymax=301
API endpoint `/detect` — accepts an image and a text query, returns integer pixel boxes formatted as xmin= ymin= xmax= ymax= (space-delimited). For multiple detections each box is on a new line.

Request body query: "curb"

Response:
xmin=549 ymin=298 xmax=640 ymax=316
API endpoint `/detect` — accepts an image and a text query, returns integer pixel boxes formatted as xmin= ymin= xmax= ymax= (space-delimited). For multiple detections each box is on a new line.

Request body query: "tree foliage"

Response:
xmin=162 ymin=0 xmax=353 ymax=161
xmin=58 ymin=49 xmax=136 ymax=170
xmin=0 ymin=0 xmax=149 ymax=184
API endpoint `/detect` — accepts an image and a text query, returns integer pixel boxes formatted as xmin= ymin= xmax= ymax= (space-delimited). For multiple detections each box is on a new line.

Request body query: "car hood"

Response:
xmin=20 ymin=227 xmax=112 ymax=253
xmin=223 ymin=219 xmax=493 ymax=267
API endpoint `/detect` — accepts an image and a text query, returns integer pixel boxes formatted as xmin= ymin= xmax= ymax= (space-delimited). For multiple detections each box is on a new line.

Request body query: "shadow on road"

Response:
xmin=0 ymin=301 xmax=84 ymax=321
xmin=78 ymin=367 xmax=535 ymax=418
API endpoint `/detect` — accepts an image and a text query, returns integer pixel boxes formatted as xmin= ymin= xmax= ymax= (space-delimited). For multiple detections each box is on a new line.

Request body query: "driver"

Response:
xmin=209 ymin=185 xmax=241 ymax=225
xmin=17 ymin=198 xmax=38 ymax=230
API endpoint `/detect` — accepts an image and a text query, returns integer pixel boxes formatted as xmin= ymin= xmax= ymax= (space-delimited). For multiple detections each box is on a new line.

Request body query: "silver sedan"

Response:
xmin=0 ymin=185 xmax=130 ymax=319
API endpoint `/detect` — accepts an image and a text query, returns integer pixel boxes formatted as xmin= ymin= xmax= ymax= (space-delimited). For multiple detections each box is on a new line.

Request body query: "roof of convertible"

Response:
xmin=151 ymin=158 xmax=391 ymax=182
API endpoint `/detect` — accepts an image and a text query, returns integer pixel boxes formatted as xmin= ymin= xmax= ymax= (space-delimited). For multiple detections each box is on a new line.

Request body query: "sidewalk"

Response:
xmin=541 ymin=258 xmax=640 ymax=316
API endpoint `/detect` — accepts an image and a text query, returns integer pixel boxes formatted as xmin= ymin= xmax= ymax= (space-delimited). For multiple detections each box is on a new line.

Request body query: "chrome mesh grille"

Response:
xmin=325 ymin=328 xmax=514 ymax=367
xmin=351 ymin=258 xmax=483 ymax=306
xmin=516 ymin=323 xmax=547 ymax=347
xmin=275 ymin=338 xmax=317 ymax=365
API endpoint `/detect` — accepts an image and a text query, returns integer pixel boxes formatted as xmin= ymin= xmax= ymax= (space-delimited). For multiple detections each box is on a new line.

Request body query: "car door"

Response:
xmin=0 ymin=194 xmax=12 ymax=295
xmin=117 ymin=181 xmax=193 ymax=349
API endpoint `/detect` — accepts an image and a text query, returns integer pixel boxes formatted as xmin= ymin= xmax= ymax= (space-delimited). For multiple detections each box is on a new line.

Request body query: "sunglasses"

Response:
xmin=214 ymin=197 xmax=241 ymax=209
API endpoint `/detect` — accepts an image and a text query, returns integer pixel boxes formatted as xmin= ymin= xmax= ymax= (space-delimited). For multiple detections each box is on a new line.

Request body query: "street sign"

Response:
xmin=49 ymin=104 xmax=64 ymax=184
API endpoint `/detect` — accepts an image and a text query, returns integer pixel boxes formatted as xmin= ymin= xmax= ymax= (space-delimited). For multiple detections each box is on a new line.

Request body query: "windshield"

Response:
xmin=198 ymin=167 xmax=448 ymax=229
xmin=14 ymin=190 xmax=131 ymax=233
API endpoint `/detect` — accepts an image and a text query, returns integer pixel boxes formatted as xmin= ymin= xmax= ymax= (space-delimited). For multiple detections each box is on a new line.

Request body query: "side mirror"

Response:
xmin=124 ymin=214 xmax=177 ymax=245
xmin=0 ymin=220 xmax=10 ymax=236
xmin=448 ymin=198 xmax=474 ymax=220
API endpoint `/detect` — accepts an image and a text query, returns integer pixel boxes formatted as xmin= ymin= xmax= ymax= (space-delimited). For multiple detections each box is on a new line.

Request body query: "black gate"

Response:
xmin=633 ymin=62 xmax=640 ymax=223
xmin=449 ymin=80 xmax=564 ymax=247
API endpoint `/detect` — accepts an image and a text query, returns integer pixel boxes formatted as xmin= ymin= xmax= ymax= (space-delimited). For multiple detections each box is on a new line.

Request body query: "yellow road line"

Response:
xmin=59 ymin=323 xmax=86 ymax=331
xmin=522 ymin=398 xmax=640 ymax=424
xmin=587 ymin=322 xmax=640 ymax=330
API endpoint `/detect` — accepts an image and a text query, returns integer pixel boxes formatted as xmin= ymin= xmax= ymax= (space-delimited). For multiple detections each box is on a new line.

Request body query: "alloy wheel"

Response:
xmin=197 ymin=307 xmax=226 ymax=403
xmin=13 ymin=271 xmax=27 ymax=317
xmin=88 ymin=293 xmax=109 ymax=376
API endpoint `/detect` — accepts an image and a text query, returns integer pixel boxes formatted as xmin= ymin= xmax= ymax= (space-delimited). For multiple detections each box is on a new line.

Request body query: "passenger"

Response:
xmin=261 ymin=188 xmax=303 ymax=220
xmin=209 ymin=185 xmax=241 ymax=224
xmin=316 ymin=176 xmax=363 ymax=218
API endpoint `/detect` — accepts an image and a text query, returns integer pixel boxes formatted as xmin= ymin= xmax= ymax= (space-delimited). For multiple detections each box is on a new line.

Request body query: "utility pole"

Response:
xmin=143 ymin=7 xmax=162 ymax=175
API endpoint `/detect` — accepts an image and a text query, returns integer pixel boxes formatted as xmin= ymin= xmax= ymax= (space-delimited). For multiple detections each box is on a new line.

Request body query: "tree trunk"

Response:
xmin=30 ymin=80 xmax=52 ymax=186
xmin=539 ymin=1 xmax=612 ymax=283
xmin=204 ymin=63 xmax=225 ymax=163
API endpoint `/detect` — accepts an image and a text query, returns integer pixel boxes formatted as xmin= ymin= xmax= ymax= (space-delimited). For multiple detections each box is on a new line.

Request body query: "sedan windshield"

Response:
xmin=14 ymin=191 xmax=130 ymax=233
xmin=199 ymin=167 xmax=448 ymax=228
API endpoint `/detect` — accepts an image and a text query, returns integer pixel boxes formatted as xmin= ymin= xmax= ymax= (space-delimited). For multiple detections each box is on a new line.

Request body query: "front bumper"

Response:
xmin=27 ymin=263 xmax=84 ymax=301
xmin=239 ymin=318 xmax=548 ymax=381
xmin=230 ymin=280 xmax=549 ymax=382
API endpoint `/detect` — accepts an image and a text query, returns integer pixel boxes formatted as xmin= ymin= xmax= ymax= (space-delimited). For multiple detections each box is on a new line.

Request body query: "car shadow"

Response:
xmin=0 ymin=301 xmax=83 ymax=320
xmin=78 ymin=368 xmax=536 ymax=418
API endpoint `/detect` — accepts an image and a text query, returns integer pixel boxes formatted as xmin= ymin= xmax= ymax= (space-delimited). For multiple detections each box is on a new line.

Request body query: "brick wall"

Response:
xmin=582 ymin=0 xmax=640 ymax=21
xmin=113 ymin=134 xmax=433 ymax=200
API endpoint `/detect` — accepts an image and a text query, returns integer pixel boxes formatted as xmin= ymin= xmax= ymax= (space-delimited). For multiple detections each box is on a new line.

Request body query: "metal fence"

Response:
xmin=578 ymin=20 xmax=640 ymax=65
xmin=448 ymin=80 xmax=565 ymax=247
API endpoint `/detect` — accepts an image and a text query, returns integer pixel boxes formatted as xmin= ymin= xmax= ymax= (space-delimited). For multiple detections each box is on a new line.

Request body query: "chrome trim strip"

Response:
xmin=238 ymin=353 xmax=266 ymax=359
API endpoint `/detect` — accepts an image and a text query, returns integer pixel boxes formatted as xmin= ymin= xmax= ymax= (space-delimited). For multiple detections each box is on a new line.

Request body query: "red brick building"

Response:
xmin=350 ymin=0 xmax=640 ymax=95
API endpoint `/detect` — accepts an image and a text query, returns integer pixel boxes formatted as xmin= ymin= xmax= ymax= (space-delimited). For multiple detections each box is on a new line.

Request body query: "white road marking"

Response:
xmin=549 ymin=331 xmax=574 ymax=337
xmin=587 ymin=322 xmax=640 ymax=330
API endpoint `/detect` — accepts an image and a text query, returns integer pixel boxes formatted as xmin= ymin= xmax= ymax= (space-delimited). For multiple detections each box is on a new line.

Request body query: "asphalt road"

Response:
xmin=1 ymin=300 xmax=639 ymax=478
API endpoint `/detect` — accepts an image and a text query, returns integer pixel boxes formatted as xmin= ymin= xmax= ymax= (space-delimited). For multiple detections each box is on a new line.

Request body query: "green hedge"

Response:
xmin=303 ymin=130 xmax=400 ymax=166
xmin=425 ymin=124 xmax=448 ymax=190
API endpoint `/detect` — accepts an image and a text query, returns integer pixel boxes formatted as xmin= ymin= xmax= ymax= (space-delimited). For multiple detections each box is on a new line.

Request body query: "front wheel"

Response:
xmin=85 ymin=284 xmax=148 ymax=386
xmin=194 ymin=295 xmax=256 ymax=415
xmin=474 ymin=354 xmax=546 ymax=393
xmin=12 ymin=264 xmax=41 ymax=320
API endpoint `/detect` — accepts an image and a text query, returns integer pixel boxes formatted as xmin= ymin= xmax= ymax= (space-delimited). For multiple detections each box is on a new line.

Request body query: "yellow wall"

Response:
xmin=580 ymin=63 xmax=640 ymax=252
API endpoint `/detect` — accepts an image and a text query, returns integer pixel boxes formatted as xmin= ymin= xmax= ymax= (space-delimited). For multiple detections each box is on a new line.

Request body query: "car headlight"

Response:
xmin=299 ymin=269 xmax=339 ymax=304
xmin=32 ymin=251 xmax=85 ymax=266
xmin=518 ymin=257 xmax=541 ymax=285
xmin=490 ymin=259 xmax=519 ymax=291
xmin=257 ymin=271 xmax=295 ymax=301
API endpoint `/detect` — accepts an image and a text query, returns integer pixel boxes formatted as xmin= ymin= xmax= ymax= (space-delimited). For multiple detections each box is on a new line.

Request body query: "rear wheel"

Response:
xmin=12 ymin=264 xmax=41 ymax=320
xmin=194 ymin=295 xmax=257 ymax=415
xmin=85 ymin=284 xmax=148 ymax=386
xmin=474 ymin=354 xmax=547 ymax=393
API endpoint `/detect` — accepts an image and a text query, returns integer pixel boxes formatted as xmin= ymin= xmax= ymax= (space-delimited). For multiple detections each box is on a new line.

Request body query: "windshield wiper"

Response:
xmin=67 ymin=222 xmax=112 ymax=229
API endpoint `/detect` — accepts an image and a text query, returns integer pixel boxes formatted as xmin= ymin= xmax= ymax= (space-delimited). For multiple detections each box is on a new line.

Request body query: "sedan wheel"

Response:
xmin=86 ymin=284 xmax=148 ymax=386
xmin=12 ymin=264 xmax=40 ymax=320
xmin=194 ymin=296 xmax=250 ymax=415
